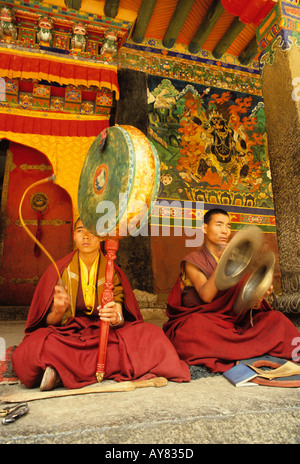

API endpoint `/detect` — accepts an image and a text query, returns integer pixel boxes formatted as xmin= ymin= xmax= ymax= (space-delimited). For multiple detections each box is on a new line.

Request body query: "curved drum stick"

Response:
xmin=18 ymin=174 xmax=64 ymax=286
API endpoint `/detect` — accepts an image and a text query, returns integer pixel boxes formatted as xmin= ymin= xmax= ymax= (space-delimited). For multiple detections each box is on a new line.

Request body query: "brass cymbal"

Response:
xmin=233 ymin=251 xmax=275 ymax=317
xmin=215 ymin=225 xmax=263 ymax=290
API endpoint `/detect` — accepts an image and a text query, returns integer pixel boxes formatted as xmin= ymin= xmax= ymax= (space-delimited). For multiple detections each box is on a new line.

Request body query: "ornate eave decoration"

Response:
xmin=0 ymin=0 xmax=133 ymax=62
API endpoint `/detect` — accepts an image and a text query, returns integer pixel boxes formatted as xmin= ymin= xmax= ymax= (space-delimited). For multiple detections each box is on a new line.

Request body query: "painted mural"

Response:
xmin=147 ymin=76 xmax=273 ymax=210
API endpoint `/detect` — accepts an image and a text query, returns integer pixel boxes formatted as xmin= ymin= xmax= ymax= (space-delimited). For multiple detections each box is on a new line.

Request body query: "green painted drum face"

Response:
xmin=78 ymin=126 xmax=131 ymax=236
xmin=78 ymin=125 xmax=160 ymax=239
xmin=93 ymin=164 xmax=108 ymax=195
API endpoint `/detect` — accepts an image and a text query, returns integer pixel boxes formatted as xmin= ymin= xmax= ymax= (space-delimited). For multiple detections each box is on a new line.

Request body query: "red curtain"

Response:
xmin=0 ymin=49 xmax=119 ymax=99
xmin=0 ymin=111 xmax=109 ymax=137
xmin=221 ymin=0 xmax=276 ymax=26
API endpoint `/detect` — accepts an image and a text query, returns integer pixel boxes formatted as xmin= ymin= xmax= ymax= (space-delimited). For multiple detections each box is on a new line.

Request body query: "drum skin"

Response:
xmin=78 ymin=125 xmax=160 ymax=239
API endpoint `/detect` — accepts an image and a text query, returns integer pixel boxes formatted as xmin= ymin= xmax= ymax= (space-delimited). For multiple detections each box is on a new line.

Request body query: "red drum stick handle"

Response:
xmin=96 ymin=238 xmax=119 ymax=382
xmin=96 ymin=321 xmax=109 ymax=381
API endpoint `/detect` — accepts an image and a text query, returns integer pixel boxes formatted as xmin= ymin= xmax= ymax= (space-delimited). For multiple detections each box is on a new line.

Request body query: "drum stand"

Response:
xmin=96 ymin=238 xmax=119 ymax=382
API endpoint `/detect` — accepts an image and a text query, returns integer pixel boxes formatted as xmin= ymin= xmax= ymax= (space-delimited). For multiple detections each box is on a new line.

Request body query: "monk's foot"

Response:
xmin=40 ymin=366 xmax=62 ymax=391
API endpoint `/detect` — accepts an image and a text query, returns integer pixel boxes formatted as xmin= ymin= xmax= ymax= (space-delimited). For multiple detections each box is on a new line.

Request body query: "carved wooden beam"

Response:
xmin=64 ymin=0 xmax=82 ymax=10
xmin=238 ymin=36 xmax=258 ymax=65
xmin=188 ymin=0 xmax=224 ymax=55
xmin=104 ymin=0 xmax=120 ymax=18
xmin=131 ymin=0 xmax=158 ymax=44
xmin=212 ymin=17 xmax=246 ymax=59
xmin=162 ymin=0 xmax=195 ymax=49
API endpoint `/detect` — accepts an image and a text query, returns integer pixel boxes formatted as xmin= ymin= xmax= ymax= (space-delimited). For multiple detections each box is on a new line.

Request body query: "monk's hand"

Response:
xmin=52 ymin=285 xmax=70 ymax=316
xmin=252 ymin=285 xmax=274 ymax=310
xmin=264 ymin=284 xmax=274 ymax=299
xmin=98 ymin=301 xmax=124 ymax=327
xmin=46 ymin=285 xmax=70 ymax=326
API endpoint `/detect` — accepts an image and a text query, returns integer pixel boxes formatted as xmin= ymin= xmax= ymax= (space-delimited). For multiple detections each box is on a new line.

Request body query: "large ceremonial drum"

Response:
xmin=78 ymin=125 xmax=160 ymax=239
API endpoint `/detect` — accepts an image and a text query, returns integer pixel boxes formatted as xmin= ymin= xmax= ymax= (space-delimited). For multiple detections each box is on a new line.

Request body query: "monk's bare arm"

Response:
xmin=46 ymin=285 xmax=70 ymax=326
xmin=185 ymin=262 xmax=219 ymax=303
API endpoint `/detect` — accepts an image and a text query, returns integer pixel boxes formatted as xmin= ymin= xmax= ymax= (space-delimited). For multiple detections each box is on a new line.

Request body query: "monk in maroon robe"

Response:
xmin=12 ymin=220 xmax=190 ymax=390
xmin=163 ymin=209 xmax=299 ymax=373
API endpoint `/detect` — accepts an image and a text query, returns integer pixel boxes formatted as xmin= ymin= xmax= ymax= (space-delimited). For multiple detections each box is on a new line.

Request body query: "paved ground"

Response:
xmin=0 ymin=314 xmax=299 ymax=445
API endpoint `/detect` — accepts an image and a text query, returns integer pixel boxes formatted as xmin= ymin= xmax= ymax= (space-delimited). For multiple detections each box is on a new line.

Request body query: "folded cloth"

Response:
xmin=239 ymin=355 xmax=300 ymax=387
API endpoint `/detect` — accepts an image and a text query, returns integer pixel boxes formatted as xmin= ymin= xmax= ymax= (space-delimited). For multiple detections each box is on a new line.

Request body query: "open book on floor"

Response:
xmin=223 ymin=363 xmax=258 ymax=387
xmin=224 ymin=357 xmax=300 ymax=387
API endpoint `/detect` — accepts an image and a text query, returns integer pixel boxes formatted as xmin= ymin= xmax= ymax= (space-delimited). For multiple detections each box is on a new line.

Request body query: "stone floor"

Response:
xmin=0 ymin=310 xmax=299 ymax=445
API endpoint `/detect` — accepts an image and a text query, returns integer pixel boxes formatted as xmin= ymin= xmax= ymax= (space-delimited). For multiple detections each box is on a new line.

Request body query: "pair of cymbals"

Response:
xmin=215 ymin=225 xmax=275 ymax=316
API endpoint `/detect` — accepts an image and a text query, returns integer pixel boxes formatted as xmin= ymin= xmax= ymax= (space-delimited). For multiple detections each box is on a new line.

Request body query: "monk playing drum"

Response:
xmin=163 ymin=208 xmax=300 ymax=373
xmin=12 ymin=219 xmax=190 ymax=390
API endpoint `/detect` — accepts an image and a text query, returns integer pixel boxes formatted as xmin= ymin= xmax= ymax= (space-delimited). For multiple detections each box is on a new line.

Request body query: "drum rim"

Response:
xmin=116 ymin=126 xmax=161 ymax=237
xmin=134 ymin=138 xmax=160 ymax=234
xmin=114 ymin=126 xmax=136 ymax=233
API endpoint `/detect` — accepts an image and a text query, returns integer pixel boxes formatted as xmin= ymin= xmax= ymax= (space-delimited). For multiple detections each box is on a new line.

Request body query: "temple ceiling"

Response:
xmin=0 ymin=0 xmax=280 ymax=67
xmin=61 ymin=0 xmax=277 ymax=65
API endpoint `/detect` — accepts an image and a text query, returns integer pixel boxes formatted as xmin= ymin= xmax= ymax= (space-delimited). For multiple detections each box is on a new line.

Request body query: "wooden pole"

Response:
xmin=96 ymin=238 xmax=119 ymax=382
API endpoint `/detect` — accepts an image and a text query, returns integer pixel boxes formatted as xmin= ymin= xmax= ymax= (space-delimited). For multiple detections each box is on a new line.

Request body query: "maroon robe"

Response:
xmin=12 ymin=251 xmax=190 ymax=388
xmin=163 ymin=245 xmax=300 ymax=373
